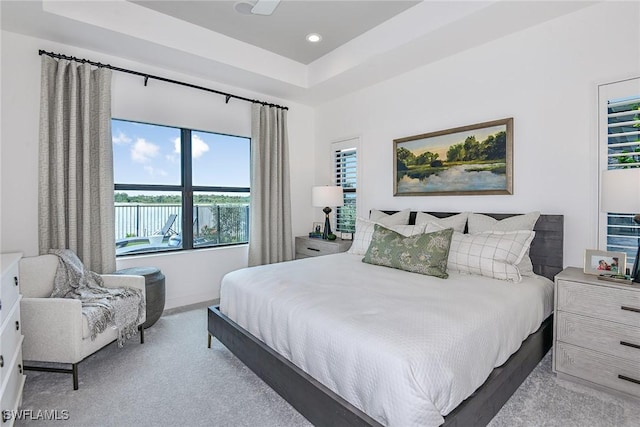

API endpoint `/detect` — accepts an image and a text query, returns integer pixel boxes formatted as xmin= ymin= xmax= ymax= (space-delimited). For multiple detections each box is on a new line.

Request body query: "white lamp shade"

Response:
xmin=601 ymin=168 xmax=640 ymax=213
xmin=312 ymin=186 xmax=344 ymax=208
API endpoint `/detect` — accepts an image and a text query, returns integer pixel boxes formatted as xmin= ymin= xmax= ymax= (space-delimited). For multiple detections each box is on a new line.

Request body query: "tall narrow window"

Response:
xmin=332 ymin=138 xmax=358 ymax=234
xmin=112 ymin=119 xmax=250 ymax=256
xmin=598 ymin=78 xmax=640 ymax=269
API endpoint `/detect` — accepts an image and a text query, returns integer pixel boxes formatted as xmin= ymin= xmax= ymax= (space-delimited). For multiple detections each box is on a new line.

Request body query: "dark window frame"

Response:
xmin=113 ymin=118 xmax=250 ymax=256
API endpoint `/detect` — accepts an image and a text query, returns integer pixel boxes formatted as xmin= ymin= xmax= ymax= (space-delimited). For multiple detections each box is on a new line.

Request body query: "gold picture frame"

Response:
xmin=394 ymin=118 xmax=513 ymax=196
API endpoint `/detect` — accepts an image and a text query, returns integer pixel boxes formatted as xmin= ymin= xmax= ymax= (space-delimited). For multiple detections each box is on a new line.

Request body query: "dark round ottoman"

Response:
xmin=114 ymin=267 xmax=165 ymax=329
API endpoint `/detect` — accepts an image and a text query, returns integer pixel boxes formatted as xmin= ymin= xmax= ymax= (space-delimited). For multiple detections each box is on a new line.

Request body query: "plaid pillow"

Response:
xmin=447 ymin=230 xmax=535 ymax=282
xmin=467 ymin=212 xmax=540 ymax=277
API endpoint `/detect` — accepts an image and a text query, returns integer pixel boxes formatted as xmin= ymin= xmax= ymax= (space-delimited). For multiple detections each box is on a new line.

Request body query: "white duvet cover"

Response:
xmin=220 ymin=253 xmax=553 ymax=427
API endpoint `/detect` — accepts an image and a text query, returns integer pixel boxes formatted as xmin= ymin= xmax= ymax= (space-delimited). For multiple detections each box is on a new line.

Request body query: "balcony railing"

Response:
xmin=115 ymin=203 xmax=249 ymax=253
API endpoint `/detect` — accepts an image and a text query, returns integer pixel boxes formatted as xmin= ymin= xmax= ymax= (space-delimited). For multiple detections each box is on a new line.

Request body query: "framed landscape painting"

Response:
xmin=394 ymin=118 xmax=513 ymax=196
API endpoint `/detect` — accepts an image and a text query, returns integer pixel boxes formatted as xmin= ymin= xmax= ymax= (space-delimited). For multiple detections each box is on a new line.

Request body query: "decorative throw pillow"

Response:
xmin=347 ymin=217 xmax=427 ymax=255
xmin=369 ymin=209 xmax=411 ymax=226
xmin=467 ymin=212 xmax=541 ymax=276
xmin=447 ymin=230 xmax=536 ymax=282
xmin=415 ymin=212 xmax=469 ymax=233
xmin=363 ymin=224 xmax=453 ymax=279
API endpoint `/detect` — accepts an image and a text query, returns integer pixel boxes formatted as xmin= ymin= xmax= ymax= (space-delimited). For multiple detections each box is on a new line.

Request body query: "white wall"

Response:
xmin=3 ymin=2 xmax=639 ymax=309
xmin=0 ymin=31 xmax=315 ymax=309
xmin=314 ymin=2 xmax=640 ymax=269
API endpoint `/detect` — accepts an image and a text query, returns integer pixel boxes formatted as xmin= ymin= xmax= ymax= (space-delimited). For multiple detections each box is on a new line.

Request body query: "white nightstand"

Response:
xmin=295 ymin=236 xmax=352 ymax=259
xmin=553 ymin=267 xmax=640 ymax=399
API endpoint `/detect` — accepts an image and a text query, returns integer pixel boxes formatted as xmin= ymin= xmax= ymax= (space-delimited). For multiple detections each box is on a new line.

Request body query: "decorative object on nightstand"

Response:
xmin=583 ymin=249 xmax=627 ymax=276
xmin=312 ymin=185 xmax=343 ymax=240
xmin=295 ymin=236 xmax=351 ymax=259
xmin=1 ymin=252 xmax=26 ymax=426
xmin=309 ymin=222 xmax=323 ymax=238
xmin=553 ymin=267 xmax=640 ymax=399
xmin=601 ymin=168 xmax=640 ymax=282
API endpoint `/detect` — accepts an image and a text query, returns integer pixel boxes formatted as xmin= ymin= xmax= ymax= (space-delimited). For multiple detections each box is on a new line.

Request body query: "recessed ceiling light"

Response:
xmin=306 ymin=33 xmax=322 ymax=43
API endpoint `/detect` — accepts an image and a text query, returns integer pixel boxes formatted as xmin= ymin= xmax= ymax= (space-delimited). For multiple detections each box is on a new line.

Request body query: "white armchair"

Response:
xmin=18 ymin=254 xmax=146 ymax=389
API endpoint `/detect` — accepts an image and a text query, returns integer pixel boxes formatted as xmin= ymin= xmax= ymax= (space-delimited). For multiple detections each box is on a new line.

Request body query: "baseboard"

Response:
xmin=165 ymin=292 xmax=219 ymax=311
xmin=163 ymin=299 xmax=219 ymax=316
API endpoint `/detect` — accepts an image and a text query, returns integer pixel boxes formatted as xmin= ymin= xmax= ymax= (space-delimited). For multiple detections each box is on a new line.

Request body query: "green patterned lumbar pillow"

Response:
xmin=363 ymin=224 xmax=454 ymax=278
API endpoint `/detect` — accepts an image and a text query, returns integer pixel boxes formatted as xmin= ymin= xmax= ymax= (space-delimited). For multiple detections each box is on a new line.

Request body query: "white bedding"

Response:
xmin=220 ymin=253 xmax=554 ymax=427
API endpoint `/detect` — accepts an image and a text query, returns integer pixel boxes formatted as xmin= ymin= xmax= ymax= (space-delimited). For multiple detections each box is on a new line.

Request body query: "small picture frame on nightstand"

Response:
xmin=583 ymin=249 xmax=626 ymax=275
xmin=339 ymin=232 xmax=352 ymax=240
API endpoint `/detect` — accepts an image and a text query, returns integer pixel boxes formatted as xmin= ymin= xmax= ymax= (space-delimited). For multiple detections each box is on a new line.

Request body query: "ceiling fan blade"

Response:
xmin=251 ymin=0 xmax=281 ymax=15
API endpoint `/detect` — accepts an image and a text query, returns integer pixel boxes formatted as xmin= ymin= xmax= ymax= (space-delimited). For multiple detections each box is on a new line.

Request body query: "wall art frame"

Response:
xmin=393 ymin=118 xmax=513 ymax=196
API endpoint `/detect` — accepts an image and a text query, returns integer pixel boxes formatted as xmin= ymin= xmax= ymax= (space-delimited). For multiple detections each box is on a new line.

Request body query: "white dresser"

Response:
xmin=0 ymin=253 xmax=26 ymax=425
xmin=553 ymin=267 xmax=640 ymax=399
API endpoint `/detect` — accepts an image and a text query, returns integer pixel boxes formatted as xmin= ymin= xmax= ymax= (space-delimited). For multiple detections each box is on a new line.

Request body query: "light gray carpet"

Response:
xmin=16 ymin=305 xmax=640 ymax=426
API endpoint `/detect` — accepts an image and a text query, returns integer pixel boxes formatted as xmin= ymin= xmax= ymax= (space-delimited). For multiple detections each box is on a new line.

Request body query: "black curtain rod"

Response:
xmin=38 ymin=49 xmax=288 ymax=110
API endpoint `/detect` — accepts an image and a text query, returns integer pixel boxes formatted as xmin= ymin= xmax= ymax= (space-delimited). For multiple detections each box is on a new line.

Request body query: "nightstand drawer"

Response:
xmin=557 ymin=280 xmax=640 ymax=327
xmin=556 ymin=311 xmax=640 ymax=362
xmin=556 ymin=342 xmax=640 ymax=398
xmin=294 ymin=236 xmax=351 ymax=259
xmin=296 ymin=239 xmax=341 ymax=257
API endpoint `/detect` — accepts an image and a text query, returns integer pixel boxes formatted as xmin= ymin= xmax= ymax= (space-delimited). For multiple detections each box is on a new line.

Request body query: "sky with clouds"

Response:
xmin=112 ymin=119 xmax=250 ymax=188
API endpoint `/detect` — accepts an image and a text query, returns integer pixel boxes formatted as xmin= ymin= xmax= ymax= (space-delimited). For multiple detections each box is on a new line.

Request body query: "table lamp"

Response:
xmin=601 ymin=168 xmax=640 ymax=282
xmin=312 ymin=186 xmax=344 ymax=239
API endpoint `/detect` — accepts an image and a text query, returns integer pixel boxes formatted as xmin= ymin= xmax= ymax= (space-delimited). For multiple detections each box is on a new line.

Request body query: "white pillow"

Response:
xmin=447 ymin=230 xmax=535 ymax=282
xmin=467 ymin=212 xmax=541 ymax=276
xmin=347 ymin=217 xmax=426 ymax=255
xmin=415 ymin=212 xmax=469 ymax=233
xmin=369 ymin=209 xmax=411 ymax=226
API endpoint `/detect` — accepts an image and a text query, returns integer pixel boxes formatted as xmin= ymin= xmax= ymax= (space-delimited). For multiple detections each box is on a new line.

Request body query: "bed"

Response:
xmin=208 ymin=212 xmax=564 ymax=426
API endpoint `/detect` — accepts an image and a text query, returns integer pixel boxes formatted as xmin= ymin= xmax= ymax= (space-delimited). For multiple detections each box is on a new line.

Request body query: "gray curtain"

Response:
xmin=248 ymin=104 xmax=294 ymax=266
xmin=38 ymin=56 xmax=115 ymax=274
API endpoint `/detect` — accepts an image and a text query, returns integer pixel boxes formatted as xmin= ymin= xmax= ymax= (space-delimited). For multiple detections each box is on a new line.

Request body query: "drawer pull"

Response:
xmin=18 ymin=364 xmax=22 ymax=374
xmin=13 ymin=276 xmax=18 ymax=286
xmin=618 ymin=374 xmax=640 ymax=385
xmin=306 ymin=247 xmax=320 ymax=252
xmin=621 ymin=341 xmax=640 ymax=350
xmin=621 ymin=305 xmax=640 ymax=313
xmin=0 ymin=355 xmax=3 ymax=368
xmin=15 ymin=321 xmax=19 ymax=331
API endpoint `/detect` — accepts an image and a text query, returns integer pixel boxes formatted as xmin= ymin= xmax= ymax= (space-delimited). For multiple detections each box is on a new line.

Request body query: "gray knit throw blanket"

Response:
xmin=49 ymin=249 xmax=145 ymax=347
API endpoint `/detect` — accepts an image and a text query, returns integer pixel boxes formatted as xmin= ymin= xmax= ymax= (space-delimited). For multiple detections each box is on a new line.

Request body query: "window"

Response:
xmin=112 ymin=119 xmax=250 ymax=255
xmin=598 ymin=78 xmax=640 ymax=269
xmin=332 ymin=138 xmax=358 ymax=234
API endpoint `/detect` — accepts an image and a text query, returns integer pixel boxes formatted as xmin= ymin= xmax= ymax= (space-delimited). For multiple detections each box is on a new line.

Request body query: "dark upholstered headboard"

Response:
xmin=379 ymin=211 xmax=564 ymax=281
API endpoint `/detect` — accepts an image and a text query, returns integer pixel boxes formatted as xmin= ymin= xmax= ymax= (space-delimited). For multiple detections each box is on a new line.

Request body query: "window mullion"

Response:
xmin=182 ymin=128 xmax=194 ymax=250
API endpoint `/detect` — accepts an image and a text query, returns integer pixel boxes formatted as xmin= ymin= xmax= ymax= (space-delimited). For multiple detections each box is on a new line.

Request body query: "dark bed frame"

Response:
xmin=208 ymin=212 xmax=564 ymax=427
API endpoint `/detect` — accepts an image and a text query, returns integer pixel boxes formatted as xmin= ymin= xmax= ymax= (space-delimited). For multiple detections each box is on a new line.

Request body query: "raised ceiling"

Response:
xmin=1 ymin=1 xmax=597 ymax=106
xmin=130 ymin=1 xmax=421 ymax=65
